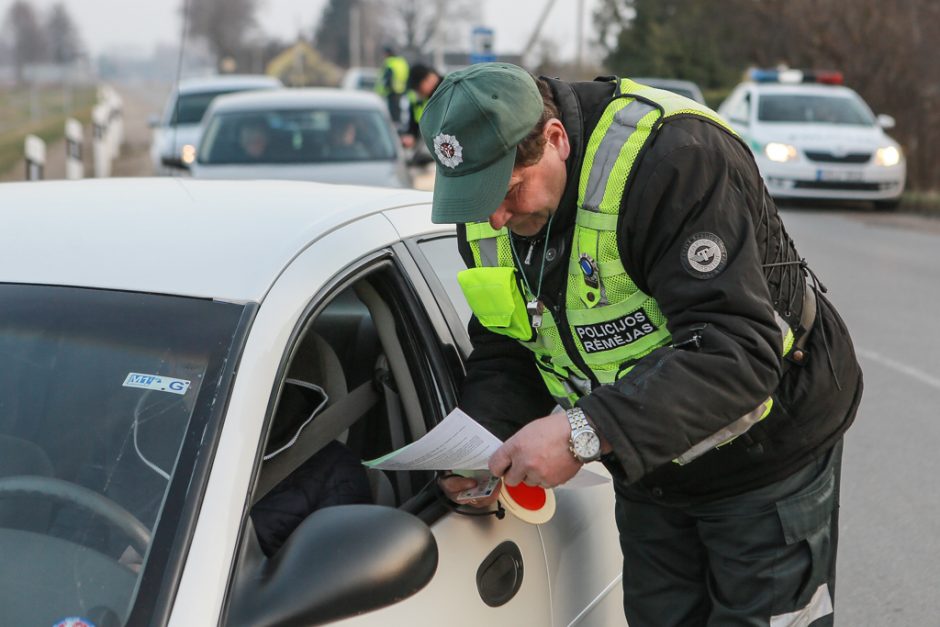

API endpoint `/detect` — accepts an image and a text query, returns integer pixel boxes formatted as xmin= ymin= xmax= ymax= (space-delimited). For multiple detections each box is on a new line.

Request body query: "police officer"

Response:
xmin=376 ymin=46 xmax=409 ymax=127
xmin=401 ymin=63 xmax=442 ymax=149
xmin=424 ymin=63 xmax=862 ymax=626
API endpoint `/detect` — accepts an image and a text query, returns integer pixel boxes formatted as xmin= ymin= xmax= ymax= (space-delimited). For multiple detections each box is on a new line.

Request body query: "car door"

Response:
xmin=399 ymin=224 xmax=627 ymax=627
xmin=195 ymin=214 xmax=552 ymax=627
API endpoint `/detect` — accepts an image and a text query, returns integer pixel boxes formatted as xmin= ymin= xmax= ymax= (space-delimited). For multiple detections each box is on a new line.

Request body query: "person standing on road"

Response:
xmin=400 ymin=63 xmax=442 ymax=149
xmin=376 ymin=46 xmax=409 ymax=129
xmin=424 ymin=63 xmax=862 ymax=626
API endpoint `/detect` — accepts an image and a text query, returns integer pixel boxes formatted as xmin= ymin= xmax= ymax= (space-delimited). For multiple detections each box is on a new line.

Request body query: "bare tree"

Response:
xmin=45 ymin=3 xmax=83 ymax=65
xmin=2 ymin=0 xmax=47 ymax=83
xmin=382 ymin=0 xmax=479 ymax=60
xmin=182 ymin=0 xmax=259 ymax=69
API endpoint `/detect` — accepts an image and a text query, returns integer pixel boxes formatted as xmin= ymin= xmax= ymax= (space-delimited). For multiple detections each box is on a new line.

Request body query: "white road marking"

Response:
xmin=855 ymin=348 xmax=940 ymax=391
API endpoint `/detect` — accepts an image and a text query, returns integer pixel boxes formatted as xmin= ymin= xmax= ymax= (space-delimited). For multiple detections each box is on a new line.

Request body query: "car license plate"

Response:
xmin=816 ymin=169 xmax=864 ymax=182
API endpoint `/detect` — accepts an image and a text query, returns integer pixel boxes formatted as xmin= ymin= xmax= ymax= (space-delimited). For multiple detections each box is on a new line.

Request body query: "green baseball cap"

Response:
xmin=419 ymin=63 xmax=543 ymax=224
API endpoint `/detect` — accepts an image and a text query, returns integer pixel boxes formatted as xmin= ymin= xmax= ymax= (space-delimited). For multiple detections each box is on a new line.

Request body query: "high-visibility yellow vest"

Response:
xmin=458 ymin=79 xmax=783 ymax=462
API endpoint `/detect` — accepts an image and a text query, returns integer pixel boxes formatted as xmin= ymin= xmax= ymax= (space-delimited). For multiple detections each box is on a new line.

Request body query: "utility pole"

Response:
xmin=350 ymin=4 xmax=361 ymax=68
xmin=576 ymin=0 xmax=584 ymax=71
xmin=521 ymin=0 xmax=558 ymax=68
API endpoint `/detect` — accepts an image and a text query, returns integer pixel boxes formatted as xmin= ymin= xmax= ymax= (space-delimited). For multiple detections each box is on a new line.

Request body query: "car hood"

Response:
xmin=753 ymin=123 xmax=896 ymax=150
xmin=189 ymin=161 xmax=411 ymax=188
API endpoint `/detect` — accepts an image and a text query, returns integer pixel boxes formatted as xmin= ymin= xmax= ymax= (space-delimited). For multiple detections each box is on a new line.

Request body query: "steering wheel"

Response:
xmin=0 ymin=475 xmax=151 ymax=554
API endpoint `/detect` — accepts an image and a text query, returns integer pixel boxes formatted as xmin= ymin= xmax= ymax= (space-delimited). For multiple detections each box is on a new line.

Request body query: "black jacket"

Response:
xmin=457 ymin=77 xmax=862 ymax=505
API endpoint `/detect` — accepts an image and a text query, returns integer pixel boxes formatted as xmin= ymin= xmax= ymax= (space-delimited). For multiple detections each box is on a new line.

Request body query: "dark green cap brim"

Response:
xmin=430 ymin=147 xmax=516 ymax=224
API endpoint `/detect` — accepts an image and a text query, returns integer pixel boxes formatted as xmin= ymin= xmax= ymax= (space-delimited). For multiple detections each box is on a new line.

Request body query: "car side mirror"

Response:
xmin=161 ymin=155 xmax=190 ymax=170
xmin=228 ymin=505 xmax=438 ymax=627
xmin=877 ymin=114 xmax=896 ymax=130
xmin=148 ymin=114 xmax=161 ymax=129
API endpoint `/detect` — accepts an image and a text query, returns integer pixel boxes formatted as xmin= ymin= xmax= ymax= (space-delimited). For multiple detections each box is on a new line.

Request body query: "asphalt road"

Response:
xmin=779 ymin=207 xmax=940 ymax=626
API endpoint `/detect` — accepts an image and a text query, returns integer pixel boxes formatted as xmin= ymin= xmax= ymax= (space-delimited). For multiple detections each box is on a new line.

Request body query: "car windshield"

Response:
xmin=197 ymin=108 xmax=397 ymax=165
xmin=0 ymin=284 xmax=245 ymax=625
xmin=757 ymin=93 xmax=874 ymax=125
xmin=168 ymin=89 xmax=252 ymax=126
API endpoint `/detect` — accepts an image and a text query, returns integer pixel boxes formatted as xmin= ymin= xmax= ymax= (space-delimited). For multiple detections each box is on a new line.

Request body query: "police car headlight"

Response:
xmin=764 ymin=142 xmax=798 ymax=163
xmin=181 ymin=144 xmax=197 ymax=165
xmin=874 ymin=146 xmax=901 ymax=167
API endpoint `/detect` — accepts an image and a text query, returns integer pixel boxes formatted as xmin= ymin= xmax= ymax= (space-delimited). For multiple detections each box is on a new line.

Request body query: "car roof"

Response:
xmin=743 ymin=82 xmax=859 ymax=98
xmin=0 ymin=179 xmax=430 ymax=303
xmin=176 ymin=74 xmax=283 ymax=95
xmin=207 ymin=88 xmax=387 ymax=113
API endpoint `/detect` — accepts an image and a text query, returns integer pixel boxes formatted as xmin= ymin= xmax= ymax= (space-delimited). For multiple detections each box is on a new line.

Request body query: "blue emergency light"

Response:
xmin=749 ymin=68 xmax=844 ymax=85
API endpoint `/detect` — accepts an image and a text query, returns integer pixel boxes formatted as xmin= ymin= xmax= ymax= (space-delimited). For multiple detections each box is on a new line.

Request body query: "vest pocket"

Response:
xmin=457 ymin=267 xmax=534 ymax=341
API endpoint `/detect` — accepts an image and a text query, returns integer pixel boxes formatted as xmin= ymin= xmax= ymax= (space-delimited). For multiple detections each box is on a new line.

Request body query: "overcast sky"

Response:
xmin=0 ymin=0 xmax=601 ymax=61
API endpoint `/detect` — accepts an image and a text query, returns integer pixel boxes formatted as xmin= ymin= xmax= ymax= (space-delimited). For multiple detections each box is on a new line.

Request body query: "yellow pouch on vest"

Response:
xmin=457 ymin=267 xmax=534 ymax=341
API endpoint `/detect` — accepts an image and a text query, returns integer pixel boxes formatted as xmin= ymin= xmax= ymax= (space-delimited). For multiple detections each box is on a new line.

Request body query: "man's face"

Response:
xmin=240 ymin=126 xmax=268 ymax=158
xmin=417 ymin=73 xmax=439 ymax=99
xmin=487 ymin=119 xmax=569 ymax=237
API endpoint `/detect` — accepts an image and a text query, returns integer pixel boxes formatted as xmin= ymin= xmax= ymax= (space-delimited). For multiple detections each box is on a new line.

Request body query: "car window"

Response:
xmin=167 ymin=89 xmax=248 ymax=126
xmin=415 ymin=235 xmax=472 ymax=328
xmin=0 ymin=284 xmax=245 ymax=626
xmin=729 ymin=92 xmax=751 ymax=124
xmin=243 ymin=259 xmax=457 ymax=554
xmin=198 ymin=108 xmax=397 ymax=165
xmin=757 ymin=93 xmax=875 ymax=125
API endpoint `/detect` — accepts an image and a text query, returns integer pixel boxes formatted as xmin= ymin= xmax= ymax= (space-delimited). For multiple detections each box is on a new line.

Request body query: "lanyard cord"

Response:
xmin=508 ymin=210 xmax=557 ymax=300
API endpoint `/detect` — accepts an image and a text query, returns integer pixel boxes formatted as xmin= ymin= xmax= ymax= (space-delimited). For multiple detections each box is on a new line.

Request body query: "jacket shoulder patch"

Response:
xmin=682 ymin=232 xmax=727 ymax=278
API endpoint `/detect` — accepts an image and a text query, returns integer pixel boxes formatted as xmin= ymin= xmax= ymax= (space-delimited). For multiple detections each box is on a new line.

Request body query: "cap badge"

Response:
xmin=433 ymin=133 xmax=463 ymax=169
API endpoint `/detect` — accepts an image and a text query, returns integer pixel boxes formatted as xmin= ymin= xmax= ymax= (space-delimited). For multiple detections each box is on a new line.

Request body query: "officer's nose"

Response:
xmin=489 ymin=203 xmax=512 ymax=230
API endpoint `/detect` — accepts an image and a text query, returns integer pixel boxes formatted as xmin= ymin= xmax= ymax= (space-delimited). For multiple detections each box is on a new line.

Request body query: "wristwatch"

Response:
xmin=567 ymin=407 xmax=602 ymax=463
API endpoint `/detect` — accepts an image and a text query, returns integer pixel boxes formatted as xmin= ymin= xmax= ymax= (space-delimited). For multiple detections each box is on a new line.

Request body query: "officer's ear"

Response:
xmin=543 ymin=118 xmax=570 ymax=161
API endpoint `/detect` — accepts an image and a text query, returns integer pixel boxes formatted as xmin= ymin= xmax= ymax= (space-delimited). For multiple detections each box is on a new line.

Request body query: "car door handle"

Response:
xmin=476 ymin=541 xmax=524 ymax=607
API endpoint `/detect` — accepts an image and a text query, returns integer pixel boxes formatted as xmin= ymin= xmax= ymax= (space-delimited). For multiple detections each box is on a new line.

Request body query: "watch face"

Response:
xmin=572 ymin=430 xmax=600 ymax=459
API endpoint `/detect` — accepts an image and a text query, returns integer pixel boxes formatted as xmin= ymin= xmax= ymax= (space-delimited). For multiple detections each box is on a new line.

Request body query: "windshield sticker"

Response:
xmin=53 ymin=619 xmax=97 ymax=627
xmin=123 ymin=373 xmax=191 ymax=395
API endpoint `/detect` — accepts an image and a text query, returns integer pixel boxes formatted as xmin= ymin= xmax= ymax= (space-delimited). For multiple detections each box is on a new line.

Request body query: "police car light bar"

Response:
xmin=749 ymin=68 xmax=844 ymax=85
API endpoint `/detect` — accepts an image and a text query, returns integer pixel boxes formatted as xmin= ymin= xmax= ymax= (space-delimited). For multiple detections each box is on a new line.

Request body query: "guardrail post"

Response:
xmin=24 ymin=134 xmax=46 ymax=181
xmin=93 ymin=104 xmax=111 ymax=178
xmin=65 ymin=118 xmax=84 ymax=180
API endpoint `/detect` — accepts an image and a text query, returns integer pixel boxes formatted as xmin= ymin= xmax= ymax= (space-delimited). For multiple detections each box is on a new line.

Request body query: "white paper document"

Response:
xmin=363 ymin=408 xmax=501 ymax=471
xmin=363 ymin=408 xmax=610 ymax=489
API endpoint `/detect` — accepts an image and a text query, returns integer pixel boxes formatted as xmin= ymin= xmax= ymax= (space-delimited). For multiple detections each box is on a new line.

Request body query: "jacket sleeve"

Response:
xmin=454 ymin=226 xmax=556 ymax=441
xmin=577 ymin=126 xmax=783 ymax=484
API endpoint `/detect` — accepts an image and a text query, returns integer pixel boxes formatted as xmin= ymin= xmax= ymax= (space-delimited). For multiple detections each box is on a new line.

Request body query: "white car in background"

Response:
xmin=190 ymin=88 xmax=411 ymax=188
xmin=718 ymin=69 xmax=906 ymax=209
xmin=341 ymin=66 xmax=379 ymax=92
xmin=0 ymin=179 xmax=624 ymax=627
xmin=149 ymin=74 xmax=282 ymax=174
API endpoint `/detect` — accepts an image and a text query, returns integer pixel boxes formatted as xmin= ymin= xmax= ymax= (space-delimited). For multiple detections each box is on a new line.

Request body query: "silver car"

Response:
xmin=190 ymin=88 xmax=412 ymax=188
xmin=149 ymin=74 xmax=283 ymax=174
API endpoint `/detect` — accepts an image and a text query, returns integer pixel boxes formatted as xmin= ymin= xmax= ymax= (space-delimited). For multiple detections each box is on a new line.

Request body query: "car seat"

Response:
xmin=257 ymin=331 xmax=395 ymax=507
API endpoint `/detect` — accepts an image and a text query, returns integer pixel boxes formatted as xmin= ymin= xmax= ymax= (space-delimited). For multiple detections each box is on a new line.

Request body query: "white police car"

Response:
xmin=0 ymin=179 xmax=625 ymax=626
xmin=718 ymin=69 xmax=905 ymax=209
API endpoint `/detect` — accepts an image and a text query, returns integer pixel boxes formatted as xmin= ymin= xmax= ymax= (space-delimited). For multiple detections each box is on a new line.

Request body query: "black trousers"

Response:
xmin=615 ymin=440 xmax=843 ymax=626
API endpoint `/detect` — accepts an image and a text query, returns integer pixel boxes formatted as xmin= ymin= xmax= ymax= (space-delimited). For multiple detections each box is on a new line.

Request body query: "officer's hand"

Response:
xmin=488 ymin=411 xmax=582 ymax=488
xmin=437 ymin=473 xmax=500 ymax=509
xmin=401 ymin=134 xmax=416 ymax=148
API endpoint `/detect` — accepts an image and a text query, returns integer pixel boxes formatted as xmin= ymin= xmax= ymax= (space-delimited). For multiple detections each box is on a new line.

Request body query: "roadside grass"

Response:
xmin=900 ymin=191 xmax=940 ymax=216
xmin=0 ymin=85 xmax=96 ymax=177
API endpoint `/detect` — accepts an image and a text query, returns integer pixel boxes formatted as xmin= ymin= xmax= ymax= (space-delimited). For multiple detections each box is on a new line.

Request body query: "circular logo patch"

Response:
xmin=682 ymin=232 xmax=727 ymax=278
xmin=433 ymin=133 xmax=463 ymax=169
